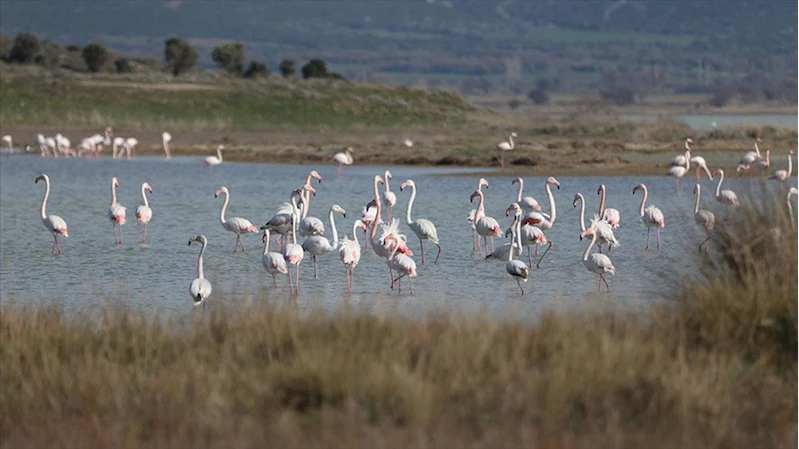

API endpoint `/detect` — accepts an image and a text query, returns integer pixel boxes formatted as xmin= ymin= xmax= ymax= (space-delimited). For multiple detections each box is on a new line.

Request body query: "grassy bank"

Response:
xmin=1 ymin=198 xmax=796 ymax=448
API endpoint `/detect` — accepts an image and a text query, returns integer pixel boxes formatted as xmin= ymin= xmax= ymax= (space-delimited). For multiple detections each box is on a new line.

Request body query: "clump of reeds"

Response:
xmin=1 ymin=195 xmax=796 ymax=449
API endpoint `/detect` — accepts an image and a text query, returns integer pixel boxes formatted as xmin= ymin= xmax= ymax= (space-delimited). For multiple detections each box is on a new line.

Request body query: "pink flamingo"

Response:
xmin=136 ymin=182 xmax=153 ymax=244
xmin=468 ymin=178 xmax=490 ymax=251
xmin=202 ymin=145 xmax=224 ymax=167
xmin=522 ymin=177 xmax=560 ymax=231
xmin=692 ymin=183 xmax=715 ymax=253
xmin=332 ymin=147 xmax=354 ymax=177
xmin=282 ymin=210 xmax=305 ymax=293
xmin=400 ymin=179 xmax=441 ymax=264
xmin=574 ymin=193 xmax=618 ymax=253
xmin=360 ymin=203 xmax=378 ymax=249
xmin=470 ymin=189 xmax=503 ymax=254
xmin=597 ymin=184 xmax=620 ymax=228
xmin=261 ymin=229 xmax=288 ymax=288
xmin=488 ymin=202 xmax=550 ymax=269
xmin=737 ymin=138 xmax=763 ymax=176
xmin=670 ymin=138 xmax=692 ymax=167
xmin=496 ymin=132 xmax=517 ymax=169
xmin=712 ymin=169 xmax=740 ymax=220
xmin=214 ymin=186 xmax=258 ymax=252
xmin=301 ymin=204 xmax=346 ymax=279
xmin=756 ymin=150 xmax=771 ymax=173
xmin=632 ymin=183 xmax=664 ymax=251
xmin=512 ymin=177 xmax=541 ymax=212
xmin=339 ymin=219 xmax=367 ymax=292
xmin=298 ymin=170 xmax=324 ymax=237
xmin=34 ymin=174 xmax=68 ymax=255
xmin=667 ymin=157 xmax=689 ymax=192
xmin=579 ymin=227 xmax=615 ymax=291
xmin=107 ymin=177 xmax=126 ymax=244
xmin=769 ymin=151 xmax=794 ymax=183
xmin=264 ymin=188 xmax=307 ymax=250
xmin=504 ymin=203 xmax=529 ymax=295
xmin=383 ymin=234 xmax=417 ymax=295
xmin=188 ymin=235 xmax=212 ymax=307
xmin=382 ymin=170 xmax=397 ymax=222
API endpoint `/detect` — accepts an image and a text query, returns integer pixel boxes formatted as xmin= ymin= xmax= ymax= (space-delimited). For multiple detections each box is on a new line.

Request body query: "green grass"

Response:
xmin=0 ymin=72 xmax=476 ymax=132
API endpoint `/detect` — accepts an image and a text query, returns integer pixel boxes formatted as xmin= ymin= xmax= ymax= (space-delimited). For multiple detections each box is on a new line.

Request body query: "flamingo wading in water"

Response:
xmin=382 ymin=170 xmax=397 ymax=222
xmin=597 ymin=184 xmax=620 ymax=228
xmin=470 ymin=189 xmax=504 ymax=255
xmin=692 ymin=183 xmax=715 ymax=253
xmin=280 ymin=210 xmax=305 ymax=294
xmin=468 ymin=178 xmax=490 ymax=251
xmin=712 ymin=169 xmax=740 ymax=220
xmin=504 ymin=203 xmax=529 ymax=295
xmin=34 ymin=174 xmax=68 ymax=254
xmin=632 ymin=183 xmax=664 ymax=251
xmin=261 ymin=229 xmax=288 ymax=288
xmin=400 ymin=179 xmax=442 ymax=265
xmin=579 ymin=227 xmax=616 ymax=291
xmin=203 ymin=145 xmax=225 ymax=167
xmin=136 ymin=182 xmax=153 ymax=244
xmin=214 ymin=186 xmax=258 ymax=252
xmin=332 ymin=147 xmax=354 ymax=177
xmin=162 ymin=131 xmax=172 ymax=159
xmin=107 ymin=177 xmax=127 ymax=245
xmin=339 ymin=219 xmax=367 ymax=292
xmin=496 ymin=132 xmax=517 ymax=169
xmin=301 ymin=204 xmax=346 ymax=279
xmin=573 ymin=193 xmax=618 ymax=253
xmin=188 ymin=235 xmax=212 ymax=307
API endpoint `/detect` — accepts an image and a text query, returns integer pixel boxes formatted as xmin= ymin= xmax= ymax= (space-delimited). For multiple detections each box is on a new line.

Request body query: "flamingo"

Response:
xmin=332 ymin=147 xmax=354 ymax=177
xmin=120 ymin=137 xmax=138 ymax=160
xmin=112 ymin=137 xmax=125 ymax=159
xmin=579 ymin=227 xmax=616 ymax=291
xmin=597 ymin=184 xmax=621 ymax=228
xmin=281 ymin=210 xmax=305 ymax=293
xmin=264 ymin=188 xmax=308 ymax=250
xmin=692 ymin=183 xmax=715 ymax=253
xmin=666 ymin=156 xmax=689 ymax=192
xmin=689 ymin=154 xmax=713 ymax=181
xmin=632 ymin=183 xmax=664 ymax=251
xmin=36 ymin=134 xmax=50 ymax=156
xmin=299 ymin=172 xmax=324 ymax=237
xmin=738 ymin=138 xmax=763 ymax=174
xmin=496 ymin=132 xmax=517 ymax=169
xmin=468 ymin=178 xmax=490 ymax=251
xmin=469 ymin=189 xmax=503 ymax=254
xmin=2 ymin=135 xmax=11 ymax=152
xmin=400 ymin=179 xmax=442 ymax=264
xmin=214 ymin=186 xmax=258 ymax=252
xmin=712 ymin=169 xmax=739 ymax=220
xmin=384 ymin=233 xmax=417 ymax=295
xmin=382 ymin=170 xmax=397 ymax=222
xmin=203 ymin=145 xmax=225 ymax=166
xmin=261 ymin=229 xmax=288 ymax=288
xmin=162 ymin=131 xmax=172 ymax=159
xmin=769 ymin=151 xmax=794 ymax=182
xmin=45 ymin=137 xmax=57 ymax=158
xmin=301 ymin=204 xmax=346 ymax=279
xmin=670 ymin=138 xmax=693 ymax=167
xmin=504 ymin=203 xmax=529 ymax=295
xmin=360 ymin=203 xmax=378 ymax=249
xmin=339 ymin=219 xmax=367 ymax=292
xmin=523 ymin=177 xmax=560 ymax=231
xmin=573 ymin=193 xmax=618 ymax=253
xmin=34 ymin=174 xmax=68 ymax=254
xmin=188 ymin=235 xmax=212 ymax=307
xmin=107 ymin=177 xmax=126 ymax=244
xmin=787 ymin=187 xmax=798 ymax=229
xmin=512 ymin=177 xmax=541 ymax=212
xmin=136 ymin=182 xmax=153 ymax=244
xmin=403 ymin=138 xmax=414 ymax=148
xmin=756 ymin=150 xmax=770 ymax=173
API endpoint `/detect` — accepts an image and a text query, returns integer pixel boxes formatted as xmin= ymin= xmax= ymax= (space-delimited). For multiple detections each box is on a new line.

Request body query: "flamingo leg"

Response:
xmin=699 ymin=228 xmax=711 ymax=253
xmin=516 ymin=278 xmax=524 ymax=295
xmin=272 ymin=273 xmax=278 ymax=288
xmin=645 ymin=227 xmax=651 ymax=250
xmin=480 ymin=236 xmax=486 ymax=253
xmin=118 ymin=225 xmax=123 ymax=244
xmin=420 ymin=238 xmax=425 ymax=265
xmin=527 ymin=246 xmax=533 ymax=267
xmin=409 ymin=276 xmax=414 ymax=295
xmin=598 ymin=243 xmax=603 ymax=254
xmin=346 ymin=267 xmax=352 ymax=292
xmin=312 ymin=255 xmax=318 ymax=279
xmin=597 ymin=275 xmax=602 ymax=291
xmin=600 ymin=275 xmax=610 ymax=291
xmin=240 ymin=236 xmax=247 ymax=252
xmin=143 ymin=223 xmax=149 ymax=244
xmin=287 ymin=266 xmax=294 ymax=294
xmin=695 ymin=166 xmax=701 ymax=180
xmin=471 ymin=228 xmax=477 ymax=251
xmin=336 ymin=164 xmax=342 ymax=177
xmin=296 ymin=264 xmax=301 ymax=291
xmin=535 ymin=242 xmax=553 ymax=269
xmin=656 ymin=228 xmax=661 ymax=251
xmin=136 ymin=222 xmax=140 ymax=243
xmin=499 ymin=153 xmax=505 ymax=169
xmin=434 ymin=243 xmax=442 ymax=265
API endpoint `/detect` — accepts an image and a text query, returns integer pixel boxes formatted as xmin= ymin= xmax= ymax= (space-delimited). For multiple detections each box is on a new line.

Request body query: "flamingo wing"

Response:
xmin=227 ymin=217 xmax=258 ymax=233
xmin=695 ymin=210 xmax=715 ymax=229
xmin=190 ymin=278 xmax=212 ymax=304
xmin=506 ymin=260 xmax=529 ymax=280
xmin=263 ymin=252 xmax=288 ymax=274
xmin=589 ymin=253 xmax=615 ymax=275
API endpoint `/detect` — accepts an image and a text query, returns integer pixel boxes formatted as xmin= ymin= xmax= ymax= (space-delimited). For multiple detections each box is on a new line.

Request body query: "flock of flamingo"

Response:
xmin=25 ymin=129 xmax=797 ymax=306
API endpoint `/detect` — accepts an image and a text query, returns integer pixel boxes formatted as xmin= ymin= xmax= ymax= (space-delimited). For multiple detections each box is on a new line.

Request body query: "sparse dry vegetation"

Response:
xmin=1 ymin=196 xmax=796 ymax=448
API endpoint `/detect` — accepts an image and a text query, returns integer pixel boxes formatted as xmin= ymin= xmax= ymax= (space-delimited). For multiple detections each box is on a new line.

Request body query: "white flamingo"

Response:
xmin=400 ymin=179 xmax=441 ymax=264
xmin=402 ymin=138 xmax=414 ymax=148
xmin=504 ymin=202 xmax=529 ymax=295
xmin=689 ymin=154 xmax=713 ymax=181
xmin=579 ymin=227 xmax=616 ymax=291
xmin=120 ymin=137 xmax=138 ymax=160
xmin=573 ymin=193 xmax=618 ymax=253
xmin=382 ymin=170 xmax=397 ymax=222
xmin=769 ymin=151 xmax=794 ymax=182
xmin=712 ymin=169 xmax=740 ymax=220
xmin=36 ymin=134 xmax=50 ymax=156
xmin=203 ymin=145 xmax=225 ymax=166
xmin=188 ymin=235 xmax=212 ymax=307
xmin=136 ymin=182 xmax=153 ymax=244
xmin=512 ymin=177 xmax=541 ymax=212
xmin=162 ymin=131 xmax=172 ymax=159
xmin=2 ymin=135 xmax=11 ymax=152
xmin=632 ymin=183 xmax=664 ymax=251
xmin=34 ymin=174 xmax=69 ymax=255
xmin=756 ymin=150 xmax=771 ymax=173
xmin=597 ymin=184 xmax=620 ymax=228
xmin=264 ymin=188 xmax=307 ymax=250
xmin=332 ymin=146 xmax=354 ymax=177
xmin=282 ymin=210 xmax=305 ymax=293
xmin=522 ymin=177 xmax=560 ymax=231
xmin=468 ymin=178 xmax=490 ymax=251
xmin=738 ymin=138 xmax=763 ymax=175
xmin=693 ymin=183 xmax=715 ymax=253
xmin=384 ymin=233 xmax=417 ymax=295
xmin=339 ymin=219 xmax=367 ymax=292
xmin=298 ymin=177 xmax=325 ymax=237
xmin=788 ymin=187 xmax=798 ymax=229
xmin=214 ymin=186 xmax=258 ymax=252
xmin=107 ymin=177 xmax=126 ymax=245
xmin=496 ymin=132 xmax=517 ymax=169
xmin=261 ymin=228 xmax=288 ymax=288
xmin=301 ymin=204 xmax=346 ymax=279
xmin=667 ymin=156 xmax=689 ymax=192
xmin=469 ymin=189 xmax=503 ymax=254
xmin=112 ymin=137 xmax=125 ymax=159
xmin=670 ymin=138 xmax=693 ymax=167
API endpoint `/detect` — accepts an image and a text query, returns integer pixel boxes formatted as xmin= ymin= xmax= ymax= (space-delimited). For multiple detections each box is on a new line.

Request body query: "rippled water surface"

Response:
xmin=0 ymin=155 xmax=780 ymax=320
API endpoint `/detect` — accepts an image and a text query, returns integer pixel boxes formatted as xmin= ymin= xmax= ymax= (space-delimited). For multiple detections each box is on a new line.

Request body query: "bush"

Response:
xmin=279 ymin=59 xmax=295 ymax=78
xmin=527 ymin=88 xmax=550 ymax=105
xmin=82 ymin=43 xmax=109 ymax=73
xmin=0 ymin=35 xmax=14 ymax=60
xmin=115 ymin=58 xmax=134 ymax=74
xmin=301 ymin=59 xmax=328 ymax=79
xmin=243 ymin=61 xmax=269 ymax=78
xmin=8 ymin=32 xmax=40 ymax=64
xmin=211 ymin=42 xmax=245 ymax=75
xmin=164 ymin=37 xmax=197 ymax=76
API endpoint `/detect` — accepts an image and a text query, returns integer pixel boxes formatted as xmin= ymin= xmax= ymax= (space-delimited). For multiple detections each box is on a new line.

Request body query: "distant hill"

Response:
xmin=1 ymin=1 xmax=795 ymax=91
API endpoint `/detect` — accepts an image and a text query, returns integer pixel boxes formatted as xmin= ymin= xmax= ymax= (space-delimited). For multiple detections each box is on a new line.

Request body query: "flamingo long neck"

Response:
xmin=384 ymin=172 xmax=392 ymax=192
xmin=787 ymin=153 xmax=793 ymax=177
xmin=216 ymin=147 xmax=223 ymax=162
xmin=197 ymin=241 xmax=206 ymax=279
xmin=685 ymin=139 xmax=692 ymax=152
xmin=219 ymin=191 xmax=229 ymax=225
xmin=598 ymin=186 xmax=606 ymax=215
xmin=637 ymin=186 xmax=648 ymax=217
xmin=715 ymin=171 xmax=724 ymax=198
xmin=516 ymin=179 xmax=523 ymax=202
xmin=577 ymin=194 xmax=586 ymax=232
xmin=263 ymin=231 xmax=271 ymax=255
xmin=40 ymin=177 xmax=50 ymax=219
xmin=370 ymin=177 xmax=383 ymax=240
xmin=545 ymin=183 xmax=557 ymax=224
xmin=302 ymin=188 xmax=312 ymax=219
xmin=351 ymin=222 xmax=361 ymax=247
xmin=291 ymin=212 xmax=298 ymax=244
xmin=754 ymin=141 xmax=761 ymax=157
xmin=508 ymin=214 xmax=518 ymax=262
xmin=694 ymin=186 xmax=701 ymax=214
xmin=582 ymin=231 xmax=597 ymax=262
xmin=475 ymin=192 xmax=486 ymax=221
xmin=685 ymin=151 xmax=691 ymax=169
xmin=508 ymin=134 xmax=515 ymax=150
xmin=405 ymin=184 xmax=416 ymax=225
xmin=141 ymin=185 xmax=149 ymax=208
xmin=328 ymin=208 xmax=340 ymax=248
xmin=110 ymin=180 xmax=118 ymax=206
xmin=104 ymin=129 xmax=111 ymax=145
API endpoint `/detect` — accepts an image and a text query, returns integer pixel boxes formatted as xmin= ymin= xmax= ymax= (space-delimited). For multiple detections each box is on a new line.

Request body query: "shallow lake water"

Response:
xmin=621 ymin=113 xmax=797 ymax=130
xmin=0 ymin=155 xmax=791 ymax=320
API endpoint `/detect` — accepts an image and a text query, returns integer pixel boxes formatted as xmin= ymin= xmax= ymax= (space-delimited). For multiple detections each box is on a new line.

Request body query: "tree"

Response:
xmin=301 ymin=59 xmax=328 ymax=79
xmin=8 ymin=32 xmax=40 ymax=64
xmin=164 ymin=37 xmax=197 ymax=76
xmin=279 ymin=59 xmax=295 ymax=78
xmin=243 ymin=61 xmax=270 ymax=78
xmin=211 ymin=42 xmax=245 ymax=75
xmin=115 ymin=58 xmax=134 ymax=74
xmin=82 ymin=43 xmax=109 ymax=72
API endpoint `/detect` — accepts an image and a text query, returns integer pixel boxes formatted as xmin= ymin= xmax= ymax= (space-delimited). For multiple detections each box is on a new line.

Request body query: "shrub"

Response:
xmin=279 ymin=59 xmax=295 ymax=78
xmin=82 ymin=43 xmax=109 ymax=73
xmin=8 ymin=32 xmax=39 ymax=64
xmin=243 ymin=61 xmax=270 ymax=78
xmin=164 ymin=37 xmax=198 ymax=76
xmin=527 ymin=88 xmax=550 ymax=105
xmin=301 ymin=59 xmax=328 ymax=79
xmin=211 ymin=42 xmax=245 ymax=75
xmin=115 ymin=58 xmax=134 ymax=74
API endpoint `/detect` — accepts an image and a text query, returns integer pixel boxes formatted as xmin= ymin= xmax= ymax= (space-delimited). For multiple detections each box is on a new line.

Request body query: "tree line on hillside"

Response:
xmin=0 ymin=32 xmax=344 ymax=81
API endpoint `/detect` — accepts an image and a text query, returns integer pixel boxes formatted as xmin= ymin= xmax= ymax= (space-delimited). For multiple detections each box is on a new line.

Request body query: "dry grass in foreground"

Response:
xmin=1 ymin=196 xmax=796 ymax=449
